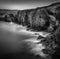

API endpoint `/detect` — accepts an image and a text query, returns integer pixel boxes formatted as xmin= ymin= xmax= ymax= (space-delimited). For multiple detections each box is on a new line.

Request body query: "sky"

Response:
xmin=0 ymin=0 xmax=60 ymax=10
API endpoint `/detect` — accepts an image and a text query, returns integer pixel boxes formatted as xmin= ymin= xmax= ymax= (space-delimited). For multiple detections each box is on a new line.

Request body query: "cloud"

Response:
xmin=0 ymin=0 xmax=60 ymax=10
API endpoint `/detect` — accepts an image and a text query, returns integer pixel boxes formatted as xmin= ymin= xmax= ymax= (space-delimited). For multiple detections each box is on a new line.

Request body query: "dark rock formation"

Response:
xmin=0 ymin=2 xmax=60 ymax=33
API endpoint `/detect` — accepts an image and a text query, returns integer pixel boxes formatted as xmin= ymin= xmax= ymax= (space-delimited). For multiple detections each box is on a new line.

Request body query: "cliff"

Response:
xmin=0 ymin=2 xmax=60 ymax=59
xmin=0 ymin=2 xmax=60 ymax=33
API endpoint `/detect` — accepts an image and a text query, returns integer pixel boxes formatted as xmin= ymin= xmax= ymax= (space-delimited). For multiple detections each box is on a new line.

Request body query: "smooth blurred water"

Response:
xmin=0 ymin=22 xmax=38 ymax=54
xmin=0 ymin=22 xmax=51 ymax=59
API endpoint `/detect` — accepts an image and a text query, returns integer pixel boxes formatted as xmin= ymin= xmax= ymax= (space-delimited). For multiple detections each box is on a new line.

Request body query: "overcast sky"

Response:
xmin=0 ymin=0 xmax=60 ymax=10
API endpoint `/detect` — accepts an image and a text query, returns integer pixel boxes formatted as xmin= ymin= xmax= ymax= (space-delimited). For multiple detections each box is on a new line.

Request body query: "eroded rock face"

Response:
xmin=0 ymin=3 xmax=59 ymax=32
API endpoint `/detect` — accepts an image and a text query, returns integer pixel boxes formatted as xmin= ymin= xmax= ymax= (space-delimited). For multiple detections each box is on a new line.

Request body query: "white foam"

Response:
xmin=0 ymin=22 xmax=50 ymax=38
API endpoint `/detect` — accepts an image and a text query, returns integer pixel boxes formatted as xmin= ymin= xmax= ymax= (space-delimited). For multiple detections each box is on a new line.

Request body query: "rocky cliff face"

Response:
xmin=0 ymin=2 xmax=60 ymax=33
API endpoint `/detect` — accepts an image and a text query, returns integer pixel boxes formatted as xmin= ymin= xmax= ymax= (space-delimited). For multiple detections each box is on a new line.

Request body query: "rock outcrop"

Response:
xmin=0 ymin=2 xmax=60 ymax=33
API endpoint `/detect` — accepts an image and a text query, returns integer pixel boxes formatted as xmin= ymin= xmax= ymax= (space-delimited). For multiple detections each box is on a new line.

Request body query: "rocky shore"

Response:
xmin=0 ymin=2 xmax=60 ymax=59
